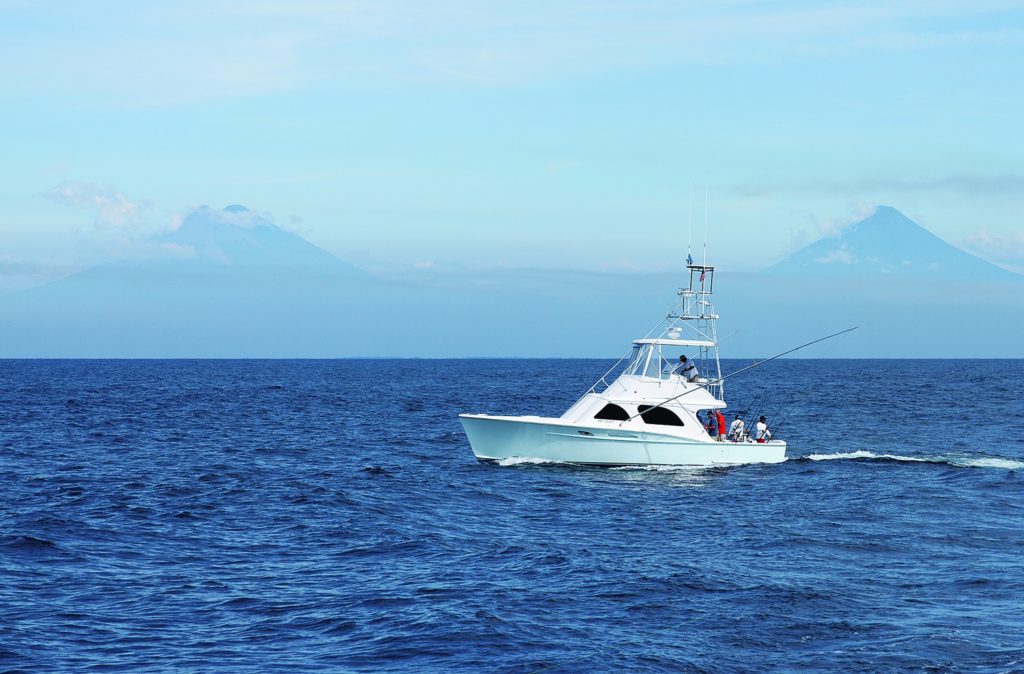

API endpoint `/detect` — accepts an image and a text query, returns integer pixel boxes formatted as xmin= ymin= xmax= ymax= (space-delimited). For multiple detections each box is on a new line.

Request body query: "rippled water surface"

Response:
xmin=1 ymin=359 xmax=1023 ymax=672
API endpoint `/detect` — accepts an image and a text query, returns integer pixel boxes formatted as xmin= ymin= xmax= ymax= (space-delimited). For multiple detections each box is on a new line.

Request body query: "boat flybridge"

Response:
xmin=459 ymin=263 xmax=787 ymax=467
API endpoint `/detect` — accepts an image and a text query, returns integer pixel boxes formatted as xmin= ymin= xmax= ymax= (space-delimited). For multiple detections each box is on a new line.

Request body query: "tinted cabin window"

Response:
xmin=594 ymin=403 xmax=630 ymax=421
xmin=637 ymin=404 xmax=684 ymax=426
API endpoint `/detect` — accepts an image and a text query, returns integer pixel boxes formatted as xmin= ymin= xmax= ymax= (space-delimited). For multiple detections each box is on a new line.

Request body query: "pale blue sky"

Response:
xmin=2 ymin=0 xmax=1023 ymax=292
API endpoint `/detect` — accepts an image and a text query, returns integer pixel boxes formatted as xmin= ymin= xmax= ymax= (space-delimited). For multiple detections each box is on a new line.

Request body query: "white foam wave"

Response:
xmin=807 ymin=451 xmax=926 ymax=463
xmin=807 ymin=450 xmax=874 ymax=461
xmin=806 ymin=451 xmax=1024 ymax=470
xmin=949 ymin=456 xmax=1024 ymax=470
xmin=495 ymin=456 xmax=564 ymax=467
xmin=610 ymin=464 xmax=709 ymax=472
xmin=494 ymin=458 xmax=710 ymax=472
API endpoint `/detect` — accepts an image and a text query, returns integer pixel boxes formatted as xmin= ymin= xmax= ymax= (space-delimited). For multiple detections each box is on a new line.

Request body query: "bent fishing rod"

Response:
xmin=620 ymin=326 xmax=858 ymax=423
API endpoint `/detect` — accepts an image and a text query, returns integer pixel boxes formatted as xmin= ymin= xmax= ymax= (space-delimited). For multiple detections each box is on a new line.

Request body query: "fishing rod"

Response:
xmin=729 ymin=393 xmax=763 ymax=442
xmin=717 ymin=328 xmax=740 ymax=344
xmin=748 ymin=402 xmax=783 ymax=441
xmin=772 ymin=408 xmax=795 ymax=439
xmin=746 ymin=392 xmax=769 ymax=433
xmin=765 ymin=403 xmax=785 ymax=430
xmin=763 ymin=404 xmax=787 ymax=441
xmin=621 ymin=326 xmax=858 ymax=423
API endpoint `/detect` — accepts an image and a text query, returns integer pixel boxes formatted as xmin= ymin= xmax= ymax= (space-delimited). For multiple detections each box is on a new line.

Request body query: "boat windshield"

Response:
xmin=623 ymin=343 xmax=675 ymax=380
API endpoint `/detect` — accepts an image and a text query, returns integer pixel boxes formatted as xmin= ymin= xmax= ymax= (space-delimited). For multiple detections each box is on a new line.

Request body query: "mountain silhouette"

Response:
xmin=765 ymin=206 xmax=1021 ymax=281
xmin=0 ymin=205 xmax=395 ymax=356
xmin=2 ymin=204 xmax=1022 ymax=357
xmin=158 ymin=205 xmax=368 ymax=277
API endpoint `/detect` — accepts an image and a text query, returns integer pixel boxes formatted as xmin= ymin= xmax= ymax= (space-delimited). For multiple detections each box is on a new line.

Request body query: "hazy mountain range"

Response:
xmin=1 ymin=205 xmax=1020 ymax=357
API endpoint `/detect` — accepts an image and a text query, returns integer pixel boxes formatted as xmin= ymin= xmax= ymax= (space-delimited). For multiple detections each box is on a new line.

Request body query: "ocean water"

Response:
xmin=1 ymin=358 xmax=1022 ymax=673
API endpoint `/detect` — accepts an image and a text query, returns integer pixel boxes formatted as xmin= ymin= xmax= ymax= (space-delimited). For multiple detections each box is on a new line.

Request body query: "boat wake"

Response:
xmin=494 ymin=456 xmax=566 ymax=467
xmin=805 ymin=450 xmax=1024 ymax=471
xmin=493 ymin=458 xmax=713 ymax=472
xmin=611 ymin=464 xmax=715 ymax=472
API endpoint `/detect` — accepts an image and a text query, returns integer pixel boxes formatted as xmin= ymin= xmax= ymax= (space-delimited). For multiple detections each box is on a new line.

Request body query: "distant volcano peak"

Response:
xmin=159 ymin=204 xmax=367 ymax=277
xmin=766 ymin=206 xmax=1020 ymax=281
xmin=845 ymin=205 xmax=926 ymax=236
xmin=178 ymin=204 xmax=270 ymax=231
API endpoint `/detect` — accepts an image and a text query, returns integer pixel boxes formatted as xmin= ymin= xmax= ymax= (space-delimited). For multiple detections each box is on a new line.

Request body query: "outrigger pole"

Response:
xmin=703 ymin=190 xmax=709 ymax=267
xmin=620 ymin=326 xmax=859 ymax=423
xmin=685 ymin=187 xmax=696 ymax=273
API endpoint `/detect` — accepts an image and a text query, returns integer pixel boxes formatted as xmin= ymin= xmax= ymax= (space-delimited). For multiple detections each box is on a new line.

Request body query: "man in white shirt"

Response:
xmin=728 ymin=415 xmax=745 ymax=441
xmin=676 ymin=355 xmax=698 ymax=382
xmin=755 ymin=415 xmax=771 ymax=443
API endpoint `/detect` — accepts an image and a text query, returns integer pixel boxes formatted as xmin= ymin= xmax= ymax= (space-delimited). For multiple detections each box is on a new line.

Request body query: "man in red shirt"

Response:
xmin=716 ymin=410 xmax=727 ymax=442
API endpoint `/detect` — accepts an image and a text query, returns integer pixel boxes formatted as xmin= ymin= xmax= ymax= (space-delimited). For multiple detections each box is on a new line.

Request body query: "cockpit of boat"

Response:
xmin=621 ymin=339 xmax=716 ymax=382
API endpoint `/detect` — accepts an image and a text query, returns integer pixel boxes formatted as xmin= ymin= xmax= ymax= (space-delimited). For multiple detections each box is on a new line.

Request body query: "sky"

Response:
xmin=2 ymin=0 xmax=1024 ymax=293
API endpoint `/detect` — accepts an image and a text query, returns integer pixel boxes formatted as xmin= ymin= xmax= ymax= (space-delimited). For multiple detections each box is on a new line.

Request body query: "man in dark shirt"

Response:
xmin=704 ymin=414 xmax=717 ymax=438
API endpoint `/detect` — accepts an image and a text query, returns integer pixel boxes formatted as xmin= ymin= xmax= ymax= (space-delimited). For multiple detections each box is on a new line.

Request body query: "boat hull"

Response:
xmin=459 ymin=414 xmax=786 ymax=467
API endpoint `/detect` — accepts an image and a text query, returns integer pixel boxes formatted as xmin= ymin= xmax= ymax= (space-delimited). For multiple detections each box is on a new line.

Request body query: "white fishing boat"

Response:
xmin=460 ymin=262 xmax=788 ymax=467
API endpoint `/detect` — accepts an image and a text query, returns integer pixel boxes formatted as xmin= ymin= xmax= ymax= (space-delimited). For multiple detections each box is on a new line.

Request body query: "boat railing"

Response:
xmin=590 ymin=375 xmax=613 ymax=394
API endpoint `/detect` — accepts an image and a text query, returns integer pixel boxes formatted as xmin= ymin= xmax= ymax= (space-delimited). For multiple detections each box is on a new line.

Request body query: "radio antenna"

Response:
xmin=703 ymin=189 xmax=709 ymax=267
xmin=687 ymin=187 xmax=693 ymax=265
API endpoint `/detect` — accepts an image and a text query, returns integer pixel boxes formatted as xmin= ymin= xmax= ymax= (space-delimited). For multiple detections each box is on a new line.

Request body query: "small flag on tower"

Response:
xmin=686 ymin=253 xmax=693 ymax=266
xmin=699 ymin=270 xmax=706 ymax=282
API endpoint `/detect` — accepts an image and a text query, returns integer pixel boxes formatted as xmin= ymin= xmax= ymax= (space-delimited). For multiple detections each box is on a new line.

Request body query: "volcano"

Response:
xmin=765 ymin=206 xmax=1020 ymax=281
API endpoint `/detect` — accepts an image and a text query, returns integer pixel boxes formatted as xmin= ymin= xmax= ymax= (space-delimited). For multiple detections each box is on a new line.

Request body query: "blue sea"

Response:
xmin=2 ymin=359 xmax=1023 ymax=672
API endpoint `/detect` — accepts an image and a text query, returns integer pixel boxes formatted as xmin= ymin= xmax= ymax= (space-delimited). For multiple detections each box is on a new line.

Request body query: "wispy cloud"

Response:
xmin=0 ymin=256 xmax=80 ymax=279
xmin=0 ymin=254 xmax=82 ymax=295
xmin=962 ymin=229 xmax=1024 ymax=272
xmin=736 ymin=174 xmax=1024 ymax=198
xmin=217 ymin=0 xmax=1024 ymax=82
xmin=2 ymin=1 xmax=1022 ymax=105
xmin=815 ymin=247 xmax=856 ymax=265
xmin=154 ymin=242 xmax=197 ymax=259
xmin=42 ymin=181 xmax=149 ymax=229
xmin=0 ymin=7 xmax=309 ymax=106
xmin=772 ymin=202 xmax=876 ymax=264
xmin=35 ymin=181 xmax=203 ymax=268
xmin=811 ymin=202 xmax=878 ymax=237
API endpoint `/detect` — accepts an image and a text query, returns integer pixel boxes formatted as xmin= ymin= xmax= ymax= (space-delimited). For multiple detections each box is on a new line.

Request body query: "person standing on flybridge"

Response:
xmin=676 ymin=355 xmax=698 ymax=382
